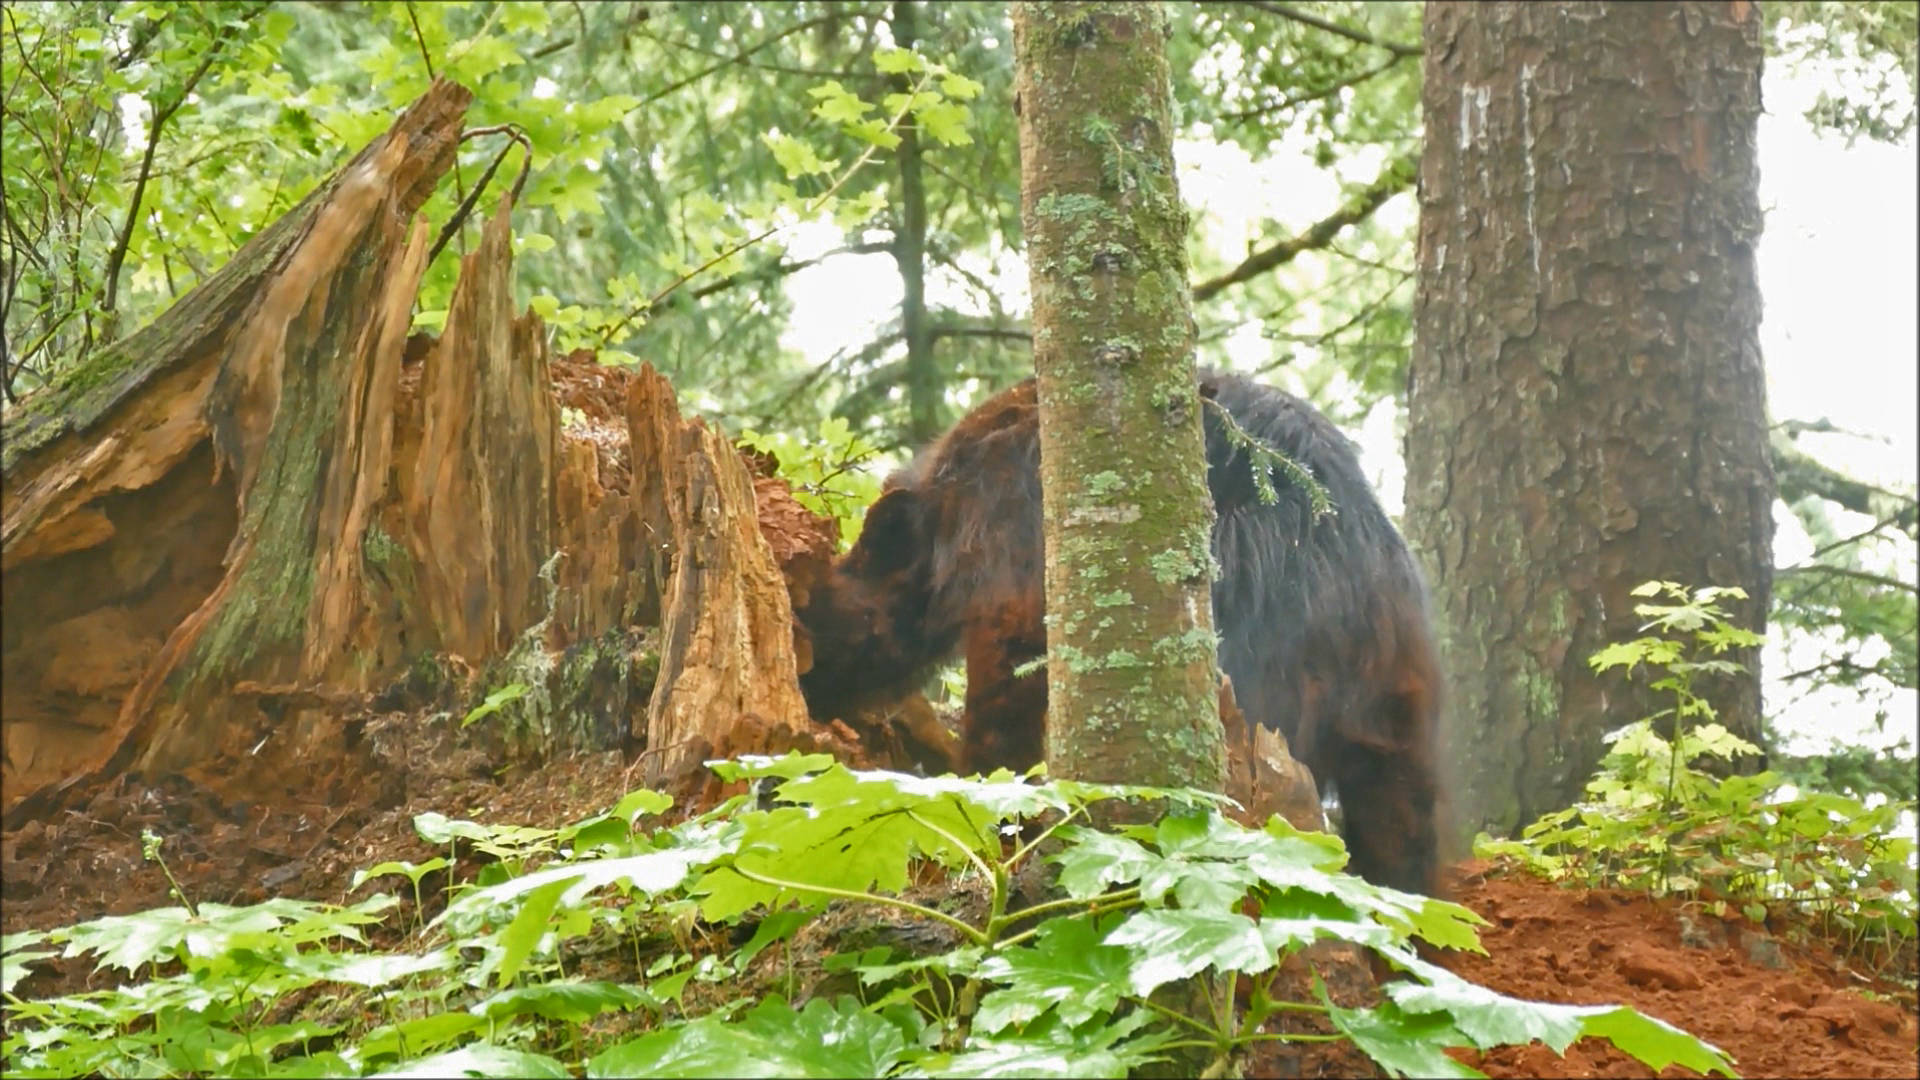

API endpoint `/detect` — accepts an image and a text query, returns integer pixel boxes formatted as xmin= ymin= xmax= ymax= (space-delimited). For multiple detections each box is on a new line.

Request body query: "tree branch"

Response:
xmin=926 ymin=323 xmax=1032 ymax=344
xmin=1773 ymin=436 xmax=1920 ymax=533
xmin=99 ymin=7 xmax=260 ymax=321
xmin=630 ymin=13 xmax=869 ymax=113
xmin=1221 ymin=52 xmax=1408 ymax=123
xmin=1232 ymin=0 xmax=1421 ymax=58
xmin=1776 ymin=564 xmax=1918 ymax=596
xmin=687 ymin=240 xmax=895 ymax=302
xmin=1192 ymin=151 xmax=1415 ymax=303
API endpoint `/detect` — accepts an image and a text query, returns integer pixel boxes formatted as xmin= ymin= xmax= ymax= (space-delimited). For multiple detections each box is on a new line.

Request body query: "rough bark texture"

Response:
xmin=1405 ymin=1 xmax=1775 ymax=835
xmin=1012 ymin=2 xmax=1225 ymax=792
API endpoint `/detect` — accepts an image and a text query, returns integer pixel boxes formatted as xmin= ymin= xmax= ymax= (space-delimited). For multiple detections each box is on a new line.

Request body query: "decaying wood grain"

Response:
xmin=1220 ymin=676 xmax=1326 ymax=834
xmin=3 ymin=80 xmax=474 ymax=814
xmin=1 ymin=76 xmax=1013 ymax=832
xmin=627 ymin=366 xmax=845 ymax=794
xmin=395 ymin=197 xmax=559 ymax=663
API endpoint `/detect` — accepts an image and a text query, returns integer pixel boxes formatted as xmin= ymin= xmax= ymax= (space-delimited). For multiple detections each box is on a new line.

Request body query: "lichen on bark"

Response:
xmin=1011 ymin=1 xmax=1225 ymax=793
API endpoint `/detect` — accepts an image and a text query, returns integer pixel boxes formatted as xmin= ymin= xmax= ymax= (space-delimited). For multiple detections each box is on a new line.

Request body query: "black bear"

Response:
xmin=794 ymin=369 xmax=1443 ymax=894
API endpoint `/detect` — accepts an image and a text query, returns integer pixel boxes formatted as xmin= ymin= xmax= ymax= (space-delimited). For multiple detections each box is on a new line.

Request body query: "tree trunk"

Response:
xmin=891 ymin=0 xmax=942 ymax=446
xmin=2 ymin=80 xmax=859 ymax=823
xmin=1011 ymin=2 xmax=1226 ymax=793
xmin=1405 ymin=1 xmax=1775 ymax=835
xmin=3 ymin=79 xmax=475 ymax=812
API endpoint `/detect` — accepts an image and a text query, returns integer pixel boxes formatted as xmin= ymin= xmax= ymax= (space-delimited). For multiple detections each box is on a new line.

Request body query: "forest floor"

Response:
xmin=3 ymin=703 xmax=1914 ymax=1080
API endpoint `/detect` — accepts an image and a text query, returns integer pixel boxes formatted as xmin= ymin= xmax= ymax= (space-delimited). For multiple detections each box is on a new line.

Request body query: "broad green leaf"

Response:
xmin=494 ymin=878 xmax=567 ymax=985
xmin=1049 ymin=826 xmax=1155 ymax=899
xmin=1380 ymin=949 xmax=1587 ymax=1050
xmin=1579 ymin=1007 xmax=1737 ymax=1077
xmin=413 ymin=811 xmax=500 ymax=846
xmin=587 ymin=996 xmax=907 ymax=1078
xmin=915 ymin=99 xmax=973 ymax=146
xmin=853 ymin=944 xmax=984 ymax=986
xmin=934 ymin=1010 xmax=1171 ymax=1079
xmin=842 ymin=117 xmax=902 ymax=148
xmin=471 ymin=980 xmax=648 ymax=1023
xmin=693 ymin=766 xmax=1049 ymax=922
xmin=370 ymin=1044 xmax=570 ymax=1078
xmin=873 ymin=47 xmax=925 ymax=74
xmin=735 ymin=909 xmax=817 ymax=968
xmin=940 ymin=72 xmax=985 ymax=100
xmin=349 ymin=1013 xmax=487 ymax=1067
xmin=2 ymin=946 xmax=54 ymax=993
xmin=352 ymin=857 xmax=449 ymax=891
xmin=761 ymin=131 xmax=836 ymax=178
xmin=973 ymin=917 xmax=1131 ymax=1032
xmin=1102 ymin=909 xmax=1276 ymax=994
xmin=1320 ymin=991 xmax=1484 ymax=1079
xmin=284 ymin=949 xmax=455 ymax=988
xmin=708 ymin=752 xmax=838 ymax=783
xmin=59 ymin=898 xmax=352 ymax=972
xmin=436 ymin=834 xmax=736 ymax=931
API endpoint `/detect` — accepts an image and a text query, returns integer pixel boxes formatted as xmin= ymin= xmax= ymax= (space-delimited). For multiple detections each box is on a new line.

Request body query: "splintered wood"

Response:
xmin=626 ymin=366 xmax=840 ymax=796
xmin=3 ymin=79 xmax=474 ymax=814
xmin=1 ymin=76 xmax=867 ymax=824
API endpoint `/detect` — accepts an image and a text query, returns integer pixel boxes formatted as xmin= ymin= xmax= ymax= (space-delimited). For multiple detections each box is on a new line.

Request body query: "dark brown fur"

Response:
xmin=794 ymin=371 xmax=1444 ymax=894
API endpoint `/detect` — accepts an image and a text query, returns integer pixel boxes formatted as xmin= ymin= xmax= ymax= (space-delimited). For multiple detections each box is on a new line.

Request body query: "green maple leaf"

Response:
xmin=973 ymin=917 xmax=1131 ymax=1032
xmin=586 ymin=996 xmax=908 ymax=1079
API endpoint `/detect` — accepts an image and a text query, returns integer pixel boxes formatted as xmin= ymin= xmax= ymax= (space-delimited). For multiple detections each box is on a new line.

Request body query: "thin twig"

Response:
xmin=629 ymin=13 xmax=859 ymax=114
xmin=426 ymin=125 xmax=534 ymax=268
xmin=1776 ymin=564 xmax=1917 ymax=595
xmin=1231 ymin=0 xmax=1421 ymax=57
xmin=1221 ymin=52 xmax=1407 ymax=123
xmin=686 ymin=240 xmax=895 ymax=303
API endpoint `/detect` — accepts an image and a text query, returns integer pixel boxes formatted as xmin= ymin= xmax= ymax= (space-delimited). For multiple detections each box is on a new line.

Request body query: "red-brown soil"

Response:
xmin=4 ymin=726 xmax=1913 ymax=1079
xmin=1440 ymin=862 xmax=1917 ymax=1079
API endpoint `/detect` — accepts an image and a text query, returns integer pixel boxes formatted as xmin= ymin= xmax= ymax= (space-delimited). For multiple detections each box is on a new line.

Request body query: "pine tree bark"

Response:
xmin=1405 ymin=1 xmax=1775 ymax=835
xmin=1012 ymin=2 xmax=1225 ymax=792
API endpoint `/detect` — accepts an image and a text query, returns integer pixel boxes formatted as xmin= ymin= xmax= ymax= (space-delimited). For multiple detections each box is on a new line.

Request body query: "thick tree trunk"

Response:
xmin=1012 ymin=2 xmax=1226 ymax=792
xmin=1405 ymin=1 xmax=1775 ymax=835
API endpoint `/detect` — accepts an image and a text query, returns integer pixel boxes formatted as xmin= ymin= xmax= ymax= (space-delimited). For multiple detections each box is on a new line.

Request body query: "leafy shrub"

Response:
xmin=739 ymin=416 xmax=886 ymax=548
xmin=5 ymin=757 xmax=1734 ymax=1079
xmin=1477 ymin=582 xmax=1919 ymax=973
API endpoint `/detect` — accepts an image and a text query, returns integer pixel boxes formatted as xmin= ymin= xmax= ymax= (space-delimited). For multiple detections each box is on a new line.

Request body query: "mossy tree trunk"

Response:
xmin=1011 ymin=1 xmax=1225 ymax=793
xmin=1405 ymin=1 xmax=1775 ymax=836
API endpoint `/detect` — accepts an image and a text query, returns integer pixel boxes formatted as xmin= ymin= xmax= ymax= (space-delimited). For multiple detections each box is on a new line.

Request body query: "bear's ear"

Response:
xmin=852 ymin=488 xmax=926 ymax=575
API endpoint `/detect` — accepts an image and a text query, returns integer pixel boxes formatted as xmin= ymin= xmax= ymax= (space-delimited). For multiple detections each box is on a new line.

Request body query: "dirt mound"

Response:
xmin=1440 ymin=862 xmax=1918 ymax=1079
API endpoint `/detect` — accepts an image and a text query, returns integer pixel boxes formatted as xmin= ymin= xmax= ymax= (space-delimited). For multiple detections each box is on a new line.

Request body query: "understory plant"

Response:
xmin=1477 ymin=582 xmax=1918 ymax=973
xmin=4 ymin=755 xmax=1735 ymax=1079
